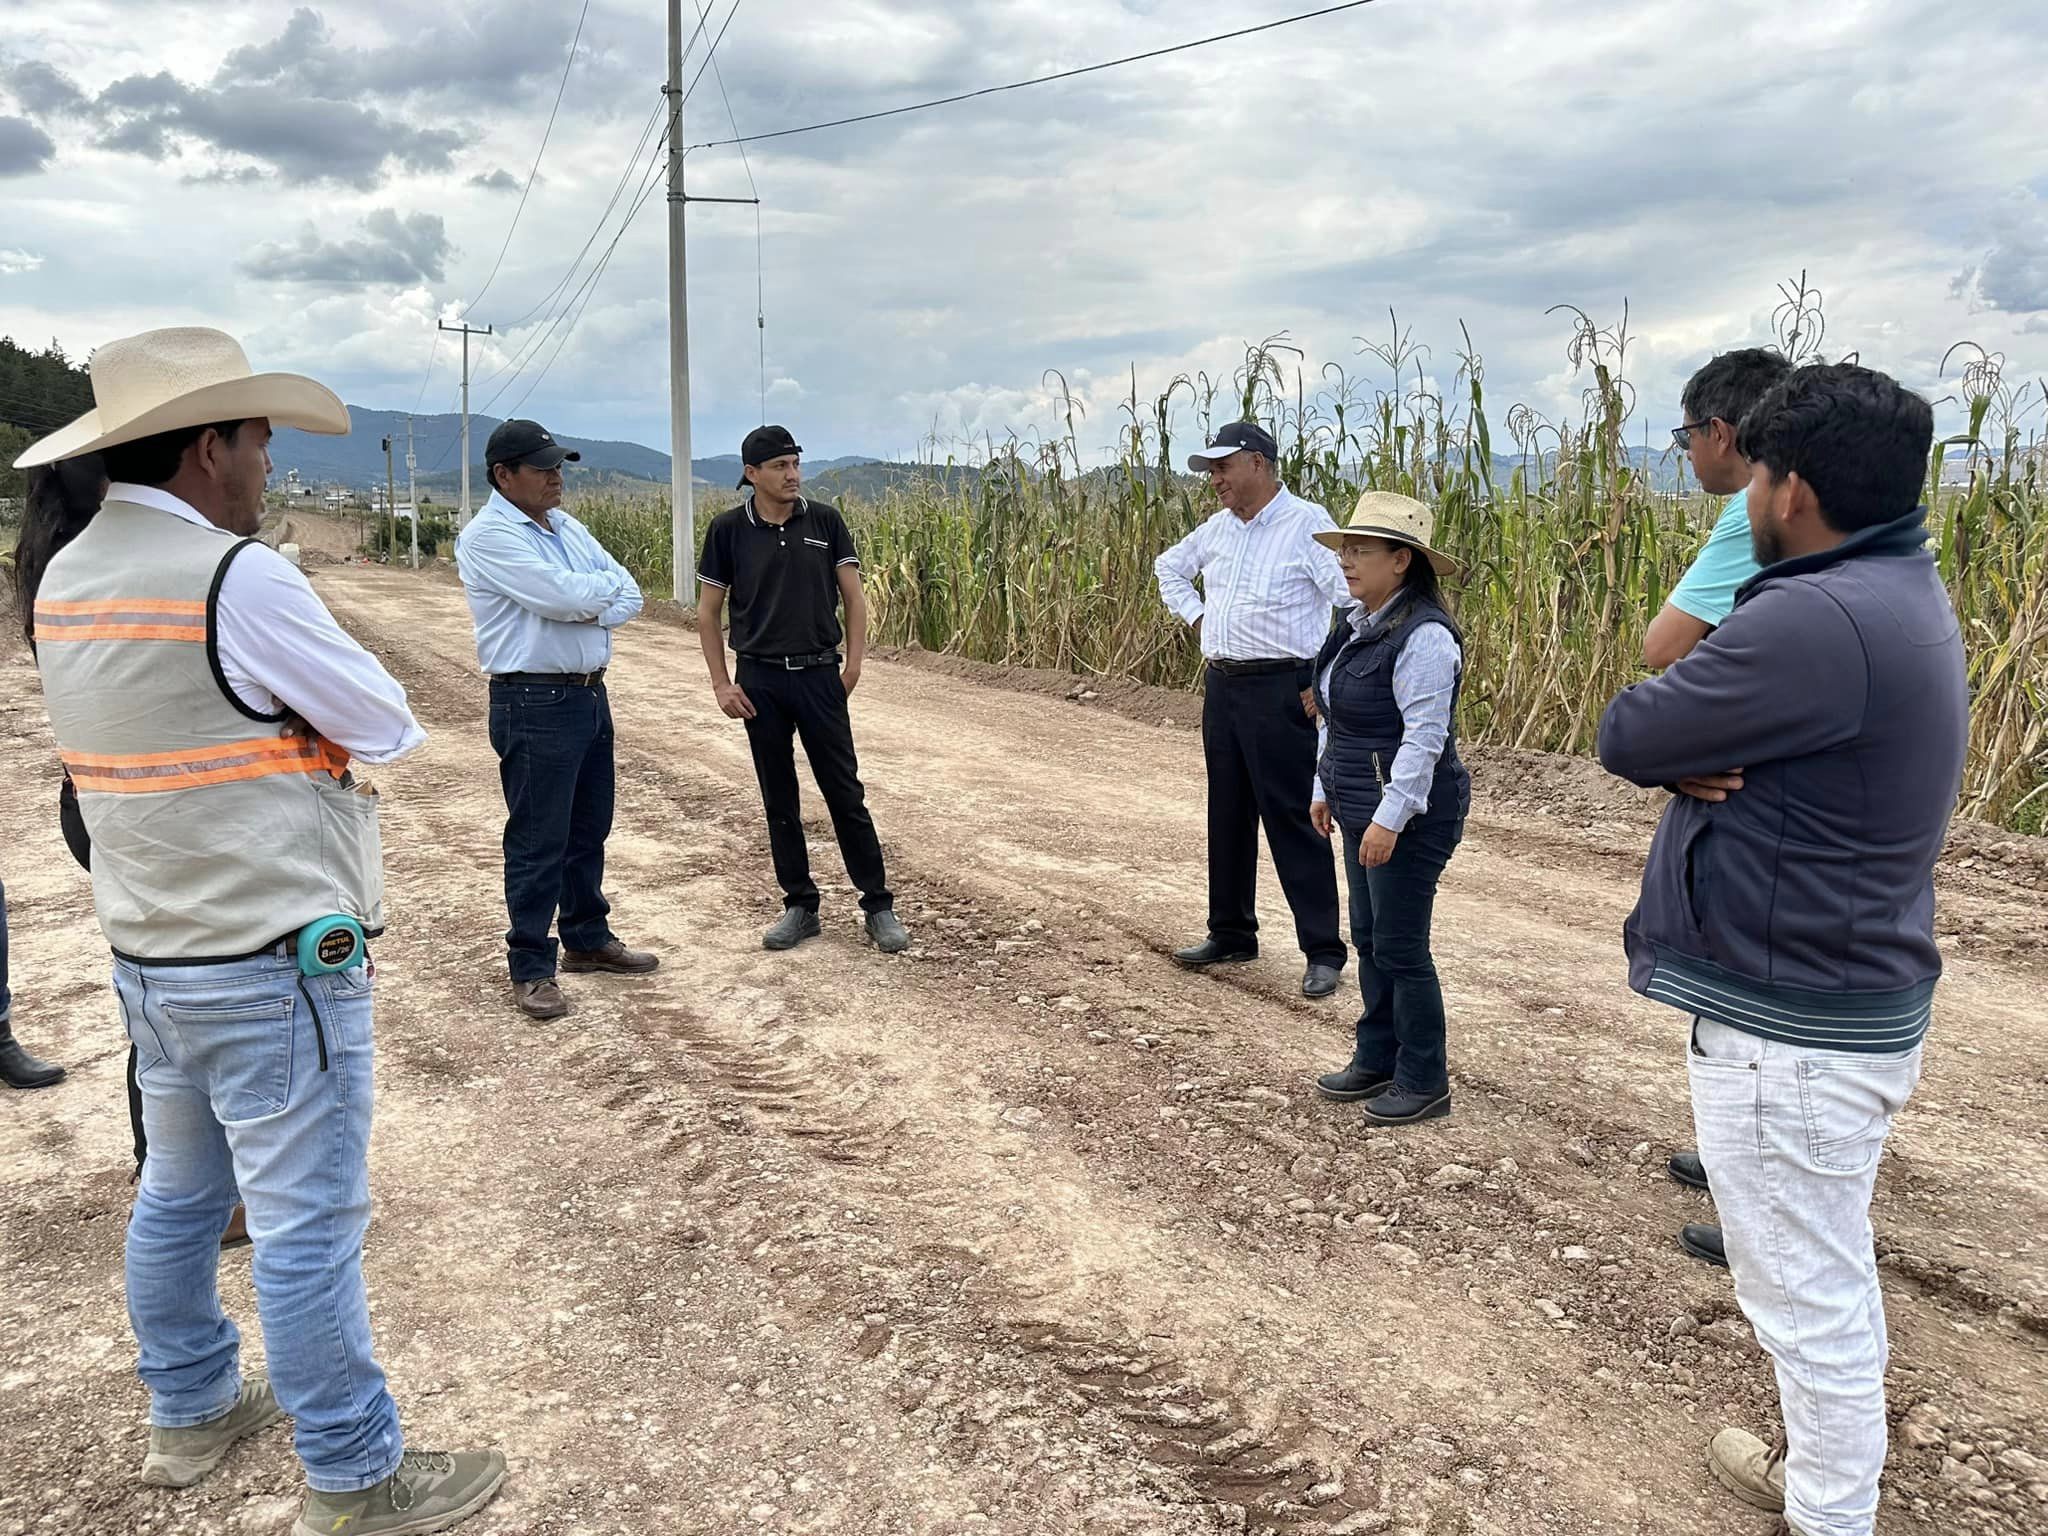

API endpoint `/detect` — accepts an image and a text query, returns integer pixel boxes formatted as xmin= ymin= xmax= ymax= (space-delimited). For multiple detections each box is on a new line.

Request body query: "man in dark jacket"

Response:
xmin=1598 ymin=364 xmax=1965 ymax=1536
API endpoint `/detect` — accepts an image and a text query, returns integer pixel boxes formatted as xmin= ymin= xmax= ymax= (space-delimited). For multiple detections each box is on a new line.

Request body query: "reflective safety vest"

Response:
xmin=34 ymin=499 xmax=385 ymax=962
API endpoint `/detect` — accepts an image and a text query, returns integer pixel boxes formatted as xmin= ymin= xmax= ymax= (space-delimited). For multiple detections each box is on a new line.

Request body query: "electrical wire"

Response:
xmin=692 ymin=0 xmax=767 ymax=423
xmin=680 ymin=0 xmax=747 ymax=111
xmin=463 ymin=0 xmax=592 ymax=316
xmin=685 ymin=0 xmax=1384 ymax=153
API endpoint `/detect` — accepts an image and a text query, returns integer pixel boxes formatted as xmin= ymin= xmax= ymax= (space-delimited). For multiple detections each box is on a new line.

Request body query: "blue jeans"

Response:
xmin=1341 ymin=814 xmax=1463 ymax=1094
xmin=116 ymin=947 xmax=403 ymax=1494
xmin=0 ymin=879 xmax=11 ymax=1022
xmin=488 ymin=680 xmax=617 ymax=982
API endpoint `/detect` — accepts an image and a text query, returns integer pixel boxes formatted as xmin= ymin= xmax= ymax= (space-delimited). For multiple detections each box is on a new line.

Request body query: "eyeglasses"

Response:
xmin=1671 ymin=420 xmax=1714 ymax=450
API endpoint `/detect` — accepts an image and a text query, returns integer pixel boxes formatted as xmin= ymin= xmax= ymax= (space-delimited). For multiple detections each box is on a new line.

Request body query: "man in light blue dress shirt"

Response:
xmin=454 ymin=419 xmax=658 ymax=1020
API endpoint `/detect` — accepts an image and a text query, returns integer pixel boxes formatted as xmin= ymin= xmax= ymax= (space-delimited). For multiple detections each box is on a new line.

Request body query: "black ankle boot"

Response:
xmin=0 ymin=1020 xmax=66 ymax=1090
xmin=1315 ymin=1062 xmax=1393 ymax=1102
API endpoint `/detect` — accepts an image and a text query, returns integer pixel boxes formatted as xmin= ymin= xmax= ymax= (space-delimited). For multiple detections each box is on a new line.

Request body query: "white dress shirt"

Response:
xmin=1153 ymin=486 xmax=1349 ymax=661
xmin=453 ymin=490 xmax=644 ymax=675
xmin=106 ymin=484 xmax=425 ymax=764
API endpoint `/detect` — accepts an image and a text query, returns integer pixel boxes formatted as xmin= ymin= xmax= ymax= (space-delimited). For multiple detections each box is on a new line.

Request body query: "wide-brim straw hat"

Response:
xmin=12 ymin=326 xmax=349 ymax=469
xmin=1313 ymin=489 xmax=1461 ymax=578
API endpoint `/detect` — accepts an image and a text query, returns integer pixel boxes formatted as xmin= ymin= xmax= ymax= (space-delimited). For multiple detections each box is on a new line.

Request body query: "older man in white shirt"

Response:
xmin=1155 ymin=421 xmax=1350 ymax=998
xmin=455 ymin=418 xmax=656 ymax=1020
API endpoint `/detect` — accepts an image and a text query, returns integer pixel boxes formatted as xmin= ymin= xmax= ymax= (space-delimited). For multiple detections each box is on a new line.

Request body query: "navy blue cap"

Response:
xmin=1187 ymin=420 xmax=1279 ymax=473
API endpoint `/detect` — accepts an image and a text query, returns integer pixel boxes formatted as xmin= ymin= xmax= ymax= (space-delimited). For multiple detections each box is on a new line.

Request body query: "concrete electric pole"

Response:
xmin=667 ymin=0 xmax=693 ymax=601
xmin=438 ymin=318 xmax=493 ymax=529
xmin=406 ymin=415 xmax=419 ymax=569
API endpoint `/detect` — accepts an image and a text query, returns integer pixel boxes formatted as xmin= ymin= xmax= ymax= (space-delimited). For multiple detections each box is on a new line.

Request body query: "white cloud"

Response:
xmin=0 ymin=0 xmax=2043 ymax=461
xmin=0 ymin=248 xmax=44 ymax=275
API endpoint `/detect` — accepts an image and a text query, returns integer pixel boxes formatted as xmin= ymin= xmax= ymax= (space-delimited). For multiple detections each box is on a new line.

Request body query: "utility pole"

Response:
xmin=438 ymin=318 xmax=493 ymax=529
xmin=382 ymin=434 xmax=396 ymax=561
xmin=406 ymin=415 xmax=419 ymax=570
xmin=666 ymin=0 xmax=693 ymax=601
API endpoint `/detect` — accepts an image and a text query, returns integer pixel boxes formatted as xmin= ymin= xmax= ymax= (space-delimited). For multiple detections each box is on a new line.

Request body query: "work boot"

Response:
xmin=1314 ymin=1063 xmax=1392 ymax=1102
xmin=513 ymin=978 xmax=568 ymax=1020
xmin=294 ymin=1449 xmax=508 ymax=1536
xmin=0 ymin=1019 xmax=66 ymax=1090
xmin=140 ymin=1375 xmax=284 ymax=1488
xmin=763 ymin=907 xmax=821 ymax=951
xmin=1360 ymin=1084 xmax=1452 ymax=1126
xmin=1708 ymin=1427 xmax=1787 ymax=1513
xmin=561 ymin=939 xmax=659 ymax=974
xmin=1301 ymin=963 xmax=1342 ymax=999
xmin=865 ymin=909 xmax=911 ymax=954
xmin=1171 ymin=938 xmax=1255 ymax=968
xmin=1680 ymin=1222 xmax=1729 ymax=1268
xmin=1668 ymin=1150 xmax=1710 ymax=1190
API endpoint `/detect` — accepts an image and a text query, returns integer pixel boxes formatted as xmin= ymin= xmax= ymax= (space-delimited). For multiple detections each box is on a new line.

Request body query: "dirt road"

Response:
xmin=3 ymin=560 xmax=2044 ymax=1536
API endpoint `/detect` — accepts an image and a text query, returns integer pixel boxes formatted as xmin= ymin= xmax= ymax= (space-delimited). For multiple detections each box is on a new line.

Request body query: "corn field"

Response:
xmin=571 ymin=297 xmax=2048 ymax=833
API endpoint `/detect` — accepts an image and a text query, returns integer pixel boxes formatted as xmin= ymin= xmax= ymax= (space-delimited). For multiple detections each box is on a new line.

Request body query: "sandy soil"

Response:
xmin=2 ymin=555 xmax=2043 ymax=1536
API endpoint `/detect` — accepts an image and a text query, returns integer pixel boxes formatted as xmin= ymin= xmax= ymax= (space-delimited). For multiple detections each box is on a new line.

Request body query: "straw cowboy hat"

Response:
xmin=1313 ymin=489 xmax=1462 ymax=578
xmin=11 ymin=326 xmax=349 ymax=469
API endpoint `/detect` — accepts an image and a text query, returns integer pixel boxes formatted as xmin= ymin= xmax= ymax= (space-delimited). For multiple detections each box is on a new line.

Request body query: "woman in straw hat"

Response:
xmin=1307 ymin=492 xmax=1470 ymax=1126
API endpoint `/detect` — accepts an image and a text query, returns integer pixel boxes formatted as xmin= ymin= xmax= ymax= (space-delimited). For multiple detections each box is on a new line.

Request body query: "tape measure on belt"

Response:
xmin=297 ymin=915 xmax=366 ymax=976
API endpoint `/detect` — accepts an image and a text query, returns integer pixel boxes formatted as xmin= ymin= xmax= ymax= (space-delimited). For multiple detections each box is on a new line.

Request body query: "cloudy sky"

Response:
xmin=4 ymin=0 xmax=2046 ymax=469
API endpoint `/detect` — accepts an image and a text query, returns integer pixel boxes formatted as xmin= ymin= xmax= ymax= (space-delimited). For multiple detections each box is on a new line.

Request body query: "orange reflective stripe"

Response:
xmin=33 ymin=599 xmax=208 ymax=645
xmin=34 ymin=606 xmax=207 ymax=622
xmin=63 ymin=736 xmax=350 ymax=795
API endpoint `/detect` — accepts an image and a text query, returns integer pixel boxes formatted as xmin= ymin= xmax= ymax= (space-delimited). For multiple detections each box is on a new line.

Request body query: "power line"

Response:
xmin=680 ymin=0 xmax=747 ymax=111
xmin=464 ymin=0 xmax=593 ymax=316
xmin=693 ymin=0 xmax=767 ymax=423
xmin=685 ymin=0 xmax=1384 ymax=153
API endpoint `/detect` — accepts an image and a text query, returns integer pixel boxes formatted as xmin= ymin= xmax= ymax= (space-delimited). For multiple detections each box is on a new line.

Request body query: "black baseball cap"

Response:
xmin=485 ymin=418 xmax=581 ymax=470
xmin=738 ymin=424 xmax=801 ymax=488
xmin=1186 ymin=420 xmax=1279 ymax=473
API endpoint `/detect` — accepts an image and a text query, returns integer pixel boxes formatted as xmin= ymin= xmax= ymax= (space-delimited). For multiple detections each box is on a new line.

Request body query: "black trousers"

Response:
xmin=1342 ymin=813 xmax=1463 ymax=1093
xmin=1201 ymin=666 xmax=1344 ymax=967
xmin=488 ymin=680 xmax=618 ymax=982
xmin=738 ymin=658 xmax=892 ymax=914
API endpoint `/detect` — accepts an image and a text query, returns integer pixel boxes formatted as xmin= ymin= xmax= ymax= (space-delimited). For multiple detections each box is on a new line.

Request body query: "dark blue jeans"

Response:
xmin=1341 ymin=813 xmax=1464 ymax=1094
xmin=0 ymin=878 xmax=10 ymax=1023
xmin=488 ymin=681 xmax=617 ymax=983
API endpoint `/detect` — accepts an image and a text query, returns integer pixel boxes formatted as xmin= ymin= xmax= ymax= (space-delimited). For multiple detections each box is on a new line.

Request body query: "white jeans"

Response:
xmin=1687 ymin=1016 xmax=1922 ymax=1536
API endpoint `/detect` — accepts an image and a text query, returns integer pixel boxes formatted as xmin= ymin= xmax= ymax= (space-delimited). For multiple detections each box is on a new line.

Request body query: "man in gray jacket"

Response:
xmin=1598 ymin=364 xmax=1964 ymax=1536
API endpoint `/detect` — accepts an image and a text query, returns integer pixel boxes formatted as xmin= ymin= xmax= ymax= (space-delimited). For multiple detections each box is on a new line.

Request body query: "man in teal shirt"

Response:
xmin=1643 ymin=348 xmax=1793 ymax=668
xmin=1641 ymin=346 xmax=1791 ymax=1271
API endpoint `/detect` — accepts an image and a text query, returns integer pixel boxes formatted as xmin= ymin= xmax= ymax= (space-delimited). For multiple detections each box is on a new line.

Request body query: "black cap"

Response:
xmin=485 ymin=418 xmax=581 ymax=470
xmin=1186 ymin=420 xmax=1279 ymax=473
xmin=738 ymin=424 xmax=802 ymax=488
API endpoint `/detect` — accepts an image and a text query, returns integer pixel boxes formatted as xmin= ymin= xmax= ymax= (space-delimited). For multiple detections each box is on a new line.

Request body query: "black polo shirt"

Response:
xmin=698 ymin=497 xmax=861 ymax=657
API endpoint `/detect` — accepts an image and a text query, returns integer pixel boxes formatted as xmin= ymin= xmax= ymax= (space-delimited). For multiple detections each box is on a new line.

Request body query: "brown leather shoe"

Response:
xmin=514 ymin=978 xmax=570 ymax=1019
xmin=560 ymin=939 xmax=659 ymax=975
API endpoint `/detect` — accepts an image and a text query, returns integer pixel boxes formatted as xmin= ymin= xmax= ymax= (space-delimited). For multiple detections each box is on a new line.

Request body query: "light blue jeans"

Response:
xmin=116 ymin=946 xmax=403 ymax=1493
xmin=1688 ymin=1015 xmax=1923 ymax=1536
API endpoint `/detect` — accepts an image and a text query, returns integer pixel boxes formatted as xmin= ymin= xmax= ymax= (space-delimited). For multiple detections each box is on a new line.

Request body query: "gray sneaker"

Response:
xmin=865 ymin=909 xmax=911 ymax=954
xmin=140 ymin=1374 xmax=285 ymax=1488
xmin=763 ymin=907 xmax=822 ymax=951
xmin=295 ymin=1449 xmax=508 ymax=1536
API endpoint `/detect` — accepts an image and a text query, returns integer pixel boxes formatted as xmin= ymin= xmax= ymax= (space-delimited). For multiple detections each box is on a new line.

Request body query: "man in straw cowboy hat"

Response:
xmin=1155 ymin=421 xmax=1350 ymax=999
xmin=17 ymin=328 xmax=506 ymax=1534
xmin=1306 ymin=493 xmax=1470 ymax=1126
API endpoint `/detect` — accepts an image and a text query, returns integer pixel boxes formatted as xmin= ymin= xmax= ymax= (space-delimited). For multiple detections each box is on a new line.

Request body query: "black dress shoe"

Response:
xmin=0 ymin=1022 xmax=66 ymax=1090
xmin=1315 ymin=1064 xmax=1393 ymax=1102
xmin=764 ymin=907 xmax=823 ymax=951
xmin=1172 ymin=938 xmax=1256 ymax=968
xmin=1680 ymin=1222 xmax=1728 ymax=1268
xmin=1669 ymin=1151 xmax=1711 ymax=1191
xmin=1301 ymin=963 xmax=1342 ymax=999
xmin=1360 ymin=1084 xmax=1451 ymax=1125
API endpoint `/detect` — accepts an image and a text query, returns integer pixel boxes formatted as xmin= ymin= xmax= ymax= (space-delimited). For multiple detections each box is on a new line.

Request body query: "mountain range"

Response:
xmin=269 ymin=406 xmax=881 ymax=494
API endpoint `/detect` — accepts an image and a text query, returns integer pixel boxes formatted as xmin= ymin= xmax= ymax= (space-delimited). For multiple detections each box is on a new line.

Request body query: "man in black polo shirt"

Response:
xmin=697 ymin=426 xmax=911 ymax=954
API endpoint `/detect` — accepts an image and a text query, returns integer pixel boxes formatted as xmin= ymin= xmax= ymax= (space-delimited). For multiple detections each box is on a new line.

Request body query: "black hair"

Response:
xmin=99 ymin=419 xmax=248 ymax=487
xmin=1734 ymin=363 xmax=1934 ymax=533
xmin=1394 ymin=542 xmax=1445 ymax=608
xmin=1681 ymin=347 xmax=1793 ymax=430
xmin=14 ymin=454 xmax=108 ymax=649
